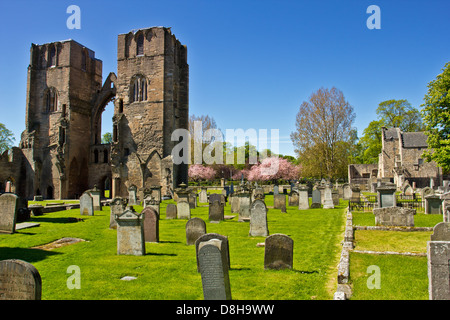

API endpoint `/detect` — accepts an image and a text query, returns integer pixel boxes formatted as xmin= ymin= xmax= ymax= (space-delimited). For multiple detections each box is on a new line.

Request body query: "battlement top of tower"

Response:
xmin=119 ymin=26 xmax=172 ymax=36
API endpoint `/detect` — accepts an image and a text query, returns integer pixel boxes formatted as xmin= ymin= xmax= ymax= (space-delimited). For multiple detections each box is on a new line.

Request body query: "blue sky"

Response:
xmin=0 ymin=0 xmax=449 ymax=156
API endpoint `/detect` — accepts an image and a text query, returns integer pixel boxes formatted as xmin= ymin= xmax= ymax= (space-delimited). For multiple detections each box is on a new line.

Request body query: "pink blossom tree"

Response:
xmin=247 ymin=157 xmax=301 ymax=183
xmin=188 ymin=164 xmax=216 ymax=184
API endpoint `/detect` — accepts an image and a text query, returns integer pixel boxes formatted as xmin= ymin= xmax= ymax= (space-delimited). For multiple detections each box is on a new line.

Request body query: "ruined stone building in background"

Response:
xmin=0 ymin=27 xmax=189 ymax=200
xmin=348 ymin=127 xmax=444 ymax=190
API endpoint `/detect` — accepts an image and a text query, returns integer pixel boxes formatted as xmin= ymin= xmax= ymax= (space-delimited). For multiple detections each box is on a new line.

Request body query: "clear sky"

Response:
xmin=0 ymin=0 xmax=449 ymax=157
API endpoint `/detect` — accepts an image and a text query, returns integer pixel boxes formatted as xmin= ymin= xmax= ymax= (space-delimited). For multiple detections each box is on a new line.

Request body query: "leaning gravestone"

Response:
xmin=195 ymin=233 xmax=230 ymax=272
xmin=186 ymin=217 xmax=207 ymax=245
xmin=110 ymin=197 xmax=126 ymax=229
xmin=198 ymin=239 xmax=232 ymax=300
xmin=0 ymin=193 xmax=18 ymax=234
xmin=264 ymin=234 xmax=293 ymax=270
xmin=79 ymin=192 xmax=94 ymax=216
xmin=115 ymin=207 xmax=145 ymax=256
xmin=142 ymin=207 xmax=159 ymax=243
xmin=273 ymin=194 xmax=286 ymax=213
xmin=177 ymin=201 xmax=191 ymax=220
xmin=0 ymin=259 xmax=42 ymax=300
xmin=209 ymin=200 xmax=224 ymax=223
xmin=165 ymin=203 xmax=177 ymax=219
xmin=249 ymin=199 xmax=269 ymax=237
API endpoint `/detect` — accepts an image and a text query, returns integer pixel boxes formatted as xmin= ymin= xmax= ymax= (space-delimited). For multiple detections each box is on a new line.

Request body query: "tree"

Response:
xmin=376 ymin=99 xmax=424 ymax=132
xmin=0 ymin=123 xmax=15 ymax=154
xmin=188 ymin=164 xmax=216 ymax=183
xmin=247 ymin=157 xmax=301 ymax=183
xmin=290 ymin=87 xmax=356 ymax=179
xmin=354 ymin=120 xmax=383 ymax=164
xmin=421 ymin=62 xmax=450 ymax=172
xmin=188 ymin=114 xmax=221 ymax=164
xmin=101 ymin=132 xmax=113 ymax=144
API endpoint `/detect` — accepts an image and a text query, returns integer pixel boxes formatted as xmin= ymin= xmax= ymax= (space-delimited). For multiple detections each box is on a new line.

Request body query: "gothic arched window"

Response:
xmin=131 ymin=75 xmax=147 ymax=102
xmin=45 ymin=88 xmax=58 ymax=112
xmin=136 ymin=34 xmax=144 ymax=56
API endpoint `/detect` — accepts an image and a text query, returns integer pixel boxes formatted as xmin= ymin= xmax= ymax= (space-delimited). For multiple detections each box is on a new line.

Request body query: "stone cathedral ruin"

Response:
xmin=0 ymin=27 xmax=189 ymax=200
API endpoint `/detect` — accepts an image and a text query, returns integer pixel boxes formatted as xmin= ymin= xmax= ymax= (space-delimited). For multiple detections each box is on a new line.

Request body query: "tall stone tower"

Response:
xmin=112 ymin=27 xmax=189 ymax=198
xmin=20 ymin=40 xmax=102 ymax=199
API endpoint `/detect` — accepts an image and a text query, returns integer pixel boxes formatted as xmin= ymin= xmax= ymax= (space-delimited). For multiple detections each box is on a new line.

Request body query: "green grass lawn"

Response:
xmin=0 ymin=196 xmax=346 ymax=300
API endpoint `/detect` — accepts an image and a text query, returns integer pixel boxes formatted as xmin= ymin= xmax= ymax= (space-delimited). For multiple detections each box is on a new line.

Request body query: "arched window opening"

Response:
xmin=49 ymin=45 xmax=56 ymax=67
xmin=45 ymin=88 xmax=58 ymax=112
xmin=103 ymin=149 xmax=108 ymax=163
xmin=94 ymin=150 xmax=99 ymax=163
xmin=131 ymin=76 xmax=147 ymax=103
xmin=136 ymin=34 xmax=144 ymax=56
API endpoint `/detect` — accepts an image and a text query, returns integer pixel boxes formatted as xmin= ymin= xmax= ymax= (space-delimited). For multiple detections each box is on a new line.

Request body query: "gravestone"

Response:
xmin=177 ymin=201 xmax=191 ymax=220
xmin=189 ymin=193 xmax=197 ymax=209
xmin=143 ymin=196 xmax=160 ymax=217
xmin=343 ymin=183 xmax=351 ymax=200
xmin=425 ymin=195 xmax=442 ymax=215
xmin=115 ymin=206 xmax=145 ymax=256
xmin=376 ymin=184 xmax=396 ymax=208
xmin=209 ymin=200 xmax=224 ymax=223
xmin=128 ymin=185 xmax=138 ymax=205
xmin=311 ymin=188 xmax=321 ymax=208
xmin=430 ymin=222 xmax=450 ymax=241
xmin=249 ymin=199 xmax=269 ymax=237
xmin=332 ymin=190 xmax=339 ymax=206
xmin=186 ymin=217 xmax=207 ymax=245
xmin=110 ymin=197 xmax=126 ymax=229
xmin=427 ymin=240 xmax=450 ymax=300
xmin=238 ymin=192 xmax=251 ymax=221
xmin=79 ymin=192 xmax=94 ymax=216
xmin=198 ymin=239 xmax=232 ymax=300
xmin=273 ymin=185 xmax=279 ymax=195
xmin=209 ymin=193 xmax=225 ymax=206
xmin=288 ymin=191 xmax=299 ymax=207
xmin=373 ymin=207 xmax=415 ymax=227
xmin=0 ymin=259 xmax=42 ymax=300
xmin=88 ymin=186 xmax=102 ymax=211
xmin=230 ymin=194 xmax=240 ymax=213
xmin=199 ymin=188 xmax=208 ymax=203
xmin=264 ymin=234 xmax=293 ymax=270
xmin=0 ymin=193 xmax=18 ymax=233
xmin=323 ymin=185 xmax=335 ymax=209
xmin=298 ymin=186 xmax=309 ymax=210
xmin=195 ymin=233 xmax=230 ymax=272
xmin=253 ymin=187 xmax=265 ymax=201
xmin=165 ymin=203 xmax=177 ymax=219
xmin=273 ymin=194 xmax=286 ymax=213
xmin=142 ymin=207 xmax=159 ymax=243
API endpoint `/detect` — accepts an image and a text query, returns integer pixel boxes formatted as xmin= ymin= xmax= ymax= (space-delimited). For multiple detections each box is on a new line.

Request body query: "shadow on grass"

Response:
xmin=0 ymin=247 xmax=62 ymax=263
xmin=31 ymin=217 xmax=85 ymax=224
xmin=145 ymin=252 xmax=177 ymax=256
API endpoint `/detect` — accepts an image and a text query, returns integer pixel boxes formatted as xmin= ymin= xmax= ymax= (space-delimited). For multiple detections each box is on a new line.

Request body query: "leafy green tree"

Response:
xmin=101 ymin=132 xmax=113 ymax=144
xmin=421 ymin=62 xmax=450 ymax=172
xmin=0 ymin=123 xmax=15 ymax=154
xmin=376 ymin=99 xmax=424 ymax=132
xmin=355 ymin=120 xmax=383 ymax=164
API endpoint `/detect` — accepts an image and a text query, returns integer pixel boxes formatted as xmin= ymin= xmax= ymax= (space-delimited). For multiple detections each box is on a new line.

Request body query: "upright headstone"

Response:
xmin=311 ymin=188 xmax=321 ymax=208
xmin=195 ymin=233 xmax=230 ymax=272
xmin=0 ymin=193 xmax=18 ymax=233
xmin=0 ymin=259 xmax=42 ymax=300
xmin=323 ymin=184 xmax=335 ymax=209
xmin=79 ymin=192 xmax=94 ymax=216
xmin=209 ymin=200 xmax=224 ymax=223
xmin=288 ymin=191 xmax=299 ymax=207
xmin=230 ymin=194 xmax=240 ymax=213
xmin=89 ymin=186 xmax=102 ymax=211
xmin=298 ymin=186 xmax=309 ymax=210
xmin=189 ymin=193 xmax=197 ymax=209
xmin=430 ymin=222 xmax=450 ymax=241
xmin=273 ymin=185 xmax=279 ymax=195
xmin=376 ymin=184 xmax=396 ymax=208
xmin=128 ymin=185 xmax=138 ymax=206
xmin=425 ymin=195 xmax=442 ymax=215
xmin=238 ymin=192 xmax=251 ymax=221
xmin=186 ymin=217 xmax=207 ymax=245
xmin=343 ymin=183 xmax=351 ymax=200
xmin=427 ymin=240 xmax=450 ymax=300
xmin=165 ymin=203 xmax=177 ymax=219
xmin=249 ymin=199 xmax=269 ymax=237
xmin=209 ymin=193 xmax=225 ymax=206
xmin=177 ymin=201 xmax=191 ymax=220
xmin=264 ymin=234 xmax=293 ymax=270
xmin=110 ymin=197 xmax=126 ymax=229
xmin=115 ymin=206 xmax=145 ymax=256
xmin=273 ymin=194 xmax=286 ymax=213
xmin=198 ymin=239 xmax=232 ymax=300
xmin=142 ymin=207 xmax=159 ymax=243
xmin=199 ymin=188 xmax=208 ymax=203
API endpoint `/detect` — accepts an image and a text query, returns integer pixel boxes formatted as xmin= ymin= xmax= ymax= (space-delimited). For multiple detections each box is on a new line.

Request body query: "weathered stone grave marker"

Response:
xmin=128 ymin=185 xmax=138 ymax=205
xmin=0 ymin=193 xmax=18 ymax=233
xmin=177 ymin=201 xmax=191 ymax=220
xmin=142 ymin=207 xmax=159 ymax=243
xmin=209 ymin=200 xmax=224 ymax=223
xmin=165 ymin=203 xmax=177 ymax=219
xmin=195 ymin=233 xmax=230 ymax=272
xmin=110 ymin=197 xmax=126 ymax=229
xmin=288 ymin=190 xmax=299 ymax=207
xmin=298 ymin=186 xmax=309 ymax=210
xmin=273 ymin=194 xmax=286 ymax=213
xmin=373 ymin=207 xmax=415 ymax=227
xmin=427 ymin=238 xmax=450 ymax=300
xmin=264 ymin=233 xmax=293 ymax=270
xmin=249 ymin=199 xmax=269 ymax=237
xmin=116 ymin=206 xmax=145 ymax=256
xmin=80 ymin=192 xmax=94 ymax=216
xmin=198 ymin=239 xmax=232 ymax=300
xmin=186 ymin=217 xmax=207 ymax=245
xmin=0 ymin=259 xmax=42 ymax=300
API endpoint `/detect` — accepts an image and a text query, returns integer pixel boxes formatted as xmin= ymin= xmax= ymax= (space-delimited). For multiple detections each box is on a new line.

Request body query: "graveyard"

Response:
xmin=0 ymin=184 xmax=446 ymax=300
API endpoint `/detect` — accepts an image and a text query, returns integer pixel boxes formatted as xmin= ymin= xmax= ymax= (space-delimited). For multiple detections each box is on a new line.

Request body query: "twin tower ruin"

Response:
xmin=7 ymin=27 xmax=189 ymax=200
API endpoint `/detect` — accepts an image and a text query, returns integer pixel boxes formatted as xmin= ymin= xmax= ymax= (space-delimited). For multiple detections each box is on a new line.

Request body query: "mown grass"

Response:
xmin=349 ymin=210 xmax=441 ymax=300
xmin=0 ymin=195 xmax=346 ymax=300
